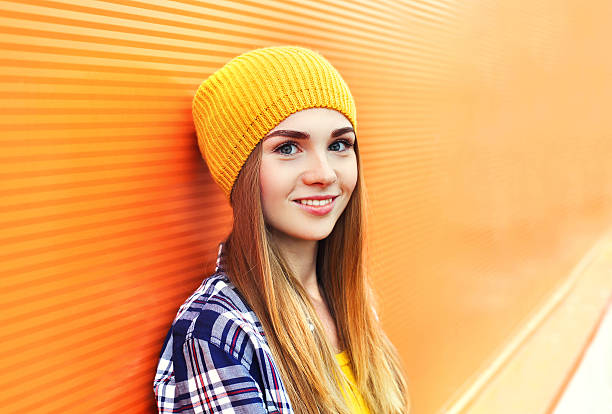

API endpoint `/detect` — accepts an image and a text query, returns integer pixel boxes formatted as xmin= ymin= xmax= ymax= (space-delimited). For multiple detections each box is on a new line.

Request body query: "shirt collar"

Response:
xmin=215 ymin=242 xmax=226 ymax=273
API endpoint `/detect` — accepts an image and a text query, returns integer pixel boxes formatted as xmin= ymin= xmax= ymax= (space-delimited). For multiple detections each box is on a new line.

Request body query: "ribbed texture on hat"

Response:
xmin=192 ymin=45 xmax=357 ymax=200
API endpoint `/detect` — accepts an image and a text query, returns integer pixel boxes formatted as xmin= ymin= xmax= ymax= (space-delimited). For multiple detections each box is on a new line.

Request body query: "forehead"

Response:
xmin=268 ymin=108 xmax=353 ymax=133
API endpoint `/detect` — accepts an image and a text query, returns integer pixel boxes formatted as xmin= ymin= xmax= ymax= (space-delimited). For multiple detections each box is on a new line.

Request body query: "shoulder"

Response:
xmin=155 ymin=271 xmax=292 ymax=413
xmin=170 ymin=271 xmax=267 ymax=363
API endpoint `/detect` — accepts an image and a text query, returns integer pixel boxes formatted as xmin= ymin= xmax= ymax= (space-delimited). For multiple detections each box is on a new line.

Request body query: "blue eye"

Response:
xmin=274 ymin=142 xmax=299 ymax=155
xmin=329 ymin=139 xmax=354 ymax=152
xmin=273 ymin=139 xmax=354 ymax=156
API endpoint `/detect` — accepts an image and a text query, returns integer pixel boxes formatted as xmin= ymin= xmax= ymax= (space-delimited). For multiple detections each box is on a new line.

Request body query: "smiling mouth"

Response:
xmin=291 ymin=196 xmax=339 ymax=216
xmin=293 ymin=197 xmax=336 ymax=207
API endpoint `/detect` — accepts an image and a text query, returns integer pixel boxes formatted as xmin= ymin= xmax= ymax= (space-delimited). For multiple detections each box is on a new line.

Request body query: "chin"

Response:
xmin=289 ymin=227 xmax=334 ymax=241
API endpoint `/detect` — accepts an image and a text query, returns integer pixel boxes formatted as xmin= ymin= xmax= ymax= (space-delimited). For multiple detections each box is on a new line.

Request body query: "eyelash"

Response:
xmin=272 ymin=139 xmax=354 ymax=156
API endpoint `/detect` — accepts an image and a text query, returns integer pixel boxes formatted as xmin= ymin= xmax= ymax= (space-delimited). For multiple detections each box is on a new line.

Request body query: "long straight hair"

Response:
xmin=223 ymin=137 xmax=410 ymax=413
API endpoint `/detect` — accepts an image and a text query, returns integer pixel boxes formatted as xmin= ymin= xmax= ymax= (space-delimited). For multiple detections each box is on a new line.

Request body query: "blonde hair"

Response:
xmin=223 ymin=139 xmax=410 ymax=413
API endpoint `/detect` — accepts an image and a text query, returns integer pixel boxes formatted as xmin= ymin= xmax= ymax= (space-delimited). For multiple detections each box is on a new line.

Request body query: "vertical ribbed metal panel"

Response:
xmin=1 ymin=1 xmax=612 ymax=413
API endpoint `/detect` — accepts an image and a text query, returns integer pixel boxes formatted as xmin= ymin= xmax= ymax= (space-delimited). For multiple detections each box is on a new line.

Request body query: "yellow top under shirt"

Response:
xmin=335 ymin=351 xmax=372 ymax=414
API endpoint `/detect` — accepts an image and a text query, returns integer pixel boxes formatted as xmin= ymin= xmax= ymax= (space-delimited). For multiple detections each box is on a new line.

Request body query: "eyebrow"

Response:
xmin=263 ymin=126 xmax=355 ymax=141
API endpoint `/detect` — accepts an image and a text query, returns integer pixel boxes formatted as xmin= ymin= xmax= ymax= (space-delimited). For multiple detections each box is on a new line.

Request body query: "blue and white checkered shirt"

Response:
xmin=153 ymin=243 xmax=294 ymax=413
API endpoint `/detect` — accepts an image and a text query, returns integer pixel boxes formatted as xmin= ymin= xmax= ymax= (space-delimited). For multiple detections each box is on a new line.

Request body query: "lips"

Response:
xmin=292 ymin=196 xmax=338 ymax=216
xmin=292 ymin=195 xmax=339 ymax=202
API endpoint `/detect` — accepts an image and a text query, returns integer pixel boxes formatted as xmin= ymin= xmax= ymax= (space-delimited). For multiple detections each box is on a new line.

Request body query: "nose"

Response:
xmin=301 ymin=150 xmax=337 ymax=186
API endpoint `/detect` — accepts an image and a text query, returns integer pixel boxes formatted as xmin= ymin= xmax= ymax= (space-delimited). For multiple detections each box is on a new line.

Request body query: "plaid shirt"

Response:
xmin=154 ymin=243 xmax=294 ymax=413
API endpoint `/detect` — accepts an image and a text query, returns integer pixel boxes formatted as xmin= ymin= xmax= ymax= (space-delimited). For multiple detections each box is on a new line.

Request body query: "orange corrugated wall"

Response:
xmin=2 ymin=1 xmax=612 ymax=413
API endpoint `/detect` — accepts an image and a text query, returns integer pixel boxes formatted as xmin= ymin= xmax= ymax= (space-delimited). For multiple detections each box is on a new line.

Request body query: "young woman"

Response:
xmin=154 ymin=46 xmax=409 ymax=413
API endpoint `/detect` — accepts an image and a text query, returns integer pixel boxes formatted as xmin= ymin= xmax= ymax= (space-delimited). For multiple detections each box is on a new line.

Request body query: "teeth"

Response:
xmin=298 ymin=198 xmax=333 ymax=206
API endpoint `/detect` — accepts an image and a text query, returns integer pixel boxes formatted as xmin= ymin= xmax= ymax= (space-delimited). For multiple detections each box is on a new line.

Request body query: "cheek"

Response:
xmin=259 ymin=159 xmax=289 ymax=210
xmin=259 ymin=163 xmax=275 ymax=211
xmin=259 ymin=164 xmax=271 ymax=200
xmin=342 ymin=159 xmax=358 ymax=194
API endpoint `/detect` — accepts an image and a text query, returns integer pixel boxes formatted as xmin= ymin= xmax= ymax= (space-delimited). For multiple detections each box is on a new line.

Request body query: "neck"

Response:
xmin=269 ymin=230 xmax=322 ymax=302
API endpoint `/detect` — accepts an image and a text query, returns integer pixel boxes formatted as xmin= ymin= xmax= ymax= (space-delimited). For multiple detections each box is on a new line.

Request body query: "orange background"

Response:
xmin=1 ymin=1 xmax=612 ymax=413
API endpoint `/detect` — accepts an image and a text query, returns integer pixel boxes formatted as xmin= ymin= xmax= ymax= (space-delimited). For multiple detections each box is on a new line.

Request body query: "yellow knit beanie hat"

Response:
xmin=192 ymin=45 xmax=357 ymax=201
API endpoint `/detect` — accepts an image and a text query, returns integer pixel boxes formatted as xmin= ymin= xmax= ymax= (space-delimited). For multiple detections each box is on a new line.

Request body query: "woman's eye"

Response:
xmin=329 ymin=139 xmax=354 ymax=152
xmin=274 ymin=139 xmax=354 ymax=156
xmin=274 ymin=142 xmax=299 ymax=155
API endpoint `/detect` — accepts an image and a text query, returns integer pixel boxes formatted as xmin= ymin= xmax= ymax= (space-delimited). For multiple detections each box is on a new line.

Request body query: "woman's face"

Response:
xmin=259 ymin=108 xmax=358 ymax=242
